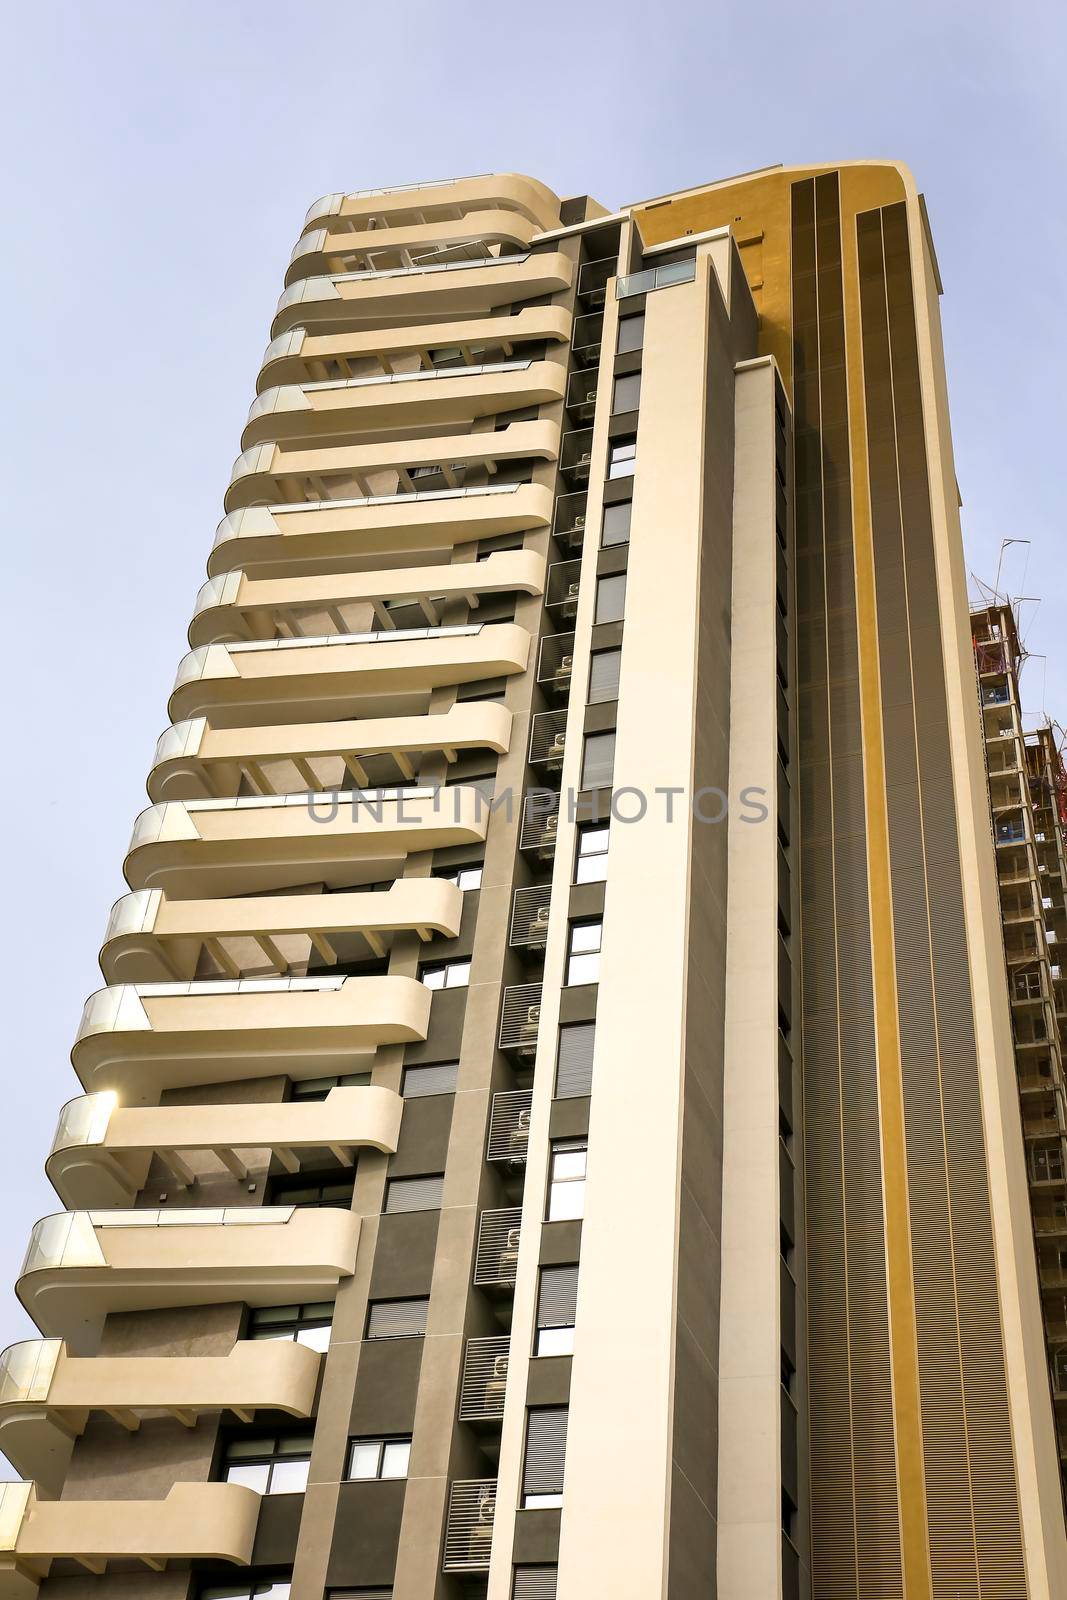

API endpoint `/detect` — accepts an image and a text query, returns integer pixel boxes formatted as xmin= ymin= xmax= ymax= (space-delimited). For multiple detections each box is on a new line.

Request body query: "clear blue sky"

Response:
xmin=0 ymin=0 xmax=1064 ymax=1352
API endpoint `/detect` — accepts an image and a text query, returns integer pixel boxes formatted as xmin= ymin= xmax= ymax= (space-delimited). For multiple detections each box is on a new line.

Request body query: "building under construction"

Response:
xmin=973 ymin=599 xmax=1067 ymax=1482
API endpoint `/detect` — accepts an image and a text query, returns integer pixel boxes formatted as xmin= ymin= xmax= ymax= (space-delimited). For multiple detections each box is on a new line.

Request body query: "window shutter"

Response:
xmin=555 ymin=1023 xmax=595 ymax=1098
xmin=385 ymin=1175 xmax=445 ymax=1214
xmin=513 ymin=1567 xmax=558 ymax=1599
xmin=537 ymin=1266 xmax=578 ymax=1330
xmin=588 ymin=648 xmax=622 ymax=705
xmin=366 ymin=1298 xmax=430 ymax=1338
xmin=581 ymin=732 xmax=616 ymax=791
xmin=522 ymin=1407 xmax=569 ymax=1497
xmin=403 ymin=1062 xmax=459 ymax=1099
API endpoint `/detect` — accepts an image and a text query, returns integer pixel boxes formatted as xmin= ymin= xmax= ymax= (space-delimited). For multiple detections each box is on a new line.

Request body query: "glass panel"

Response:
xmin=611 ymin=373 xmax=641 ymax=413
xmin=601 ymin=501 xmax=632 ymax=547
xmin=296 ymin=1325 xmax=332 ymax=1352
xmin=535 ymin=1326 xmax=575 ymax=1357
xmin=380 ymin=1441 xmax=411 ymax=1479
xmin=594 ymin=574 xmax=627 ymax=625
xmin=548 ymin=1181 xmax=585 ymax=1222
xmin=569 ymin=924 xmax=601 ymax=955
xmin=551 ymin=1151 xmax=587 ymax=1181
xmin=616 ymin=314 xmax=645 ymax=353
xmin=268 ymin=1458 xmax=310 ymax=1494
xmin=226 ymin=1462 xmax=270 ymax=1493
xmin=347 ymin=1441 xmax=383 ymax=1479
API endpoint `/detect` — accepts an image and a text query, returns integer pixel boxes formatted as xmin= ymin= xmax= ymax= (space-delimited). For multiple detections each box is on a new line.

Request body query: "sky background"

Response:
xmin=0 ymin=0 xmax=1064 ymax=1351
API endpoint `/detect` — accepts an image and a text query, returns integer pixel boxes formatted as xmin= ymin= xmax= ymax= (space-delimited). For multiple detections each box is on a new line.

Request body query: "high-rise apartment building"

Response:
xmin=0 ymin=163 xmax=1064 ymax=1600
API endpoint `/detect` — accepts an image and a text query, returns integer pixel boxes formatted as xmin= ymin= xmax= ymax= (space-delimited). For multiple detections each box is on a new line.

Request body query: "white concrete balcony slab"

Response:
xmin=0 ymin=1479 xmax=259 ymax=1592
xmin=0 ymin=1337 xmax=319 ymax=1492
xmin=70 ymin=975 xmax=430 ymax=1100
xmin=257 ymin=307 xmax=571 ymax=391
xmin=101 ymin=878 xmax=464 ymax=983
xmin=124 ymin=784 xmax=490 ymax=897
xmin=207 ymin=483 xmax=553 ymax=577
xmin=190 ymin=548 xmax=546 ymax=646
xmin=299 ymin=174 xmax=561 ymax=236
xmin=240 ymin=360 xmax=565 ymax=447
xmin=269 ymin=251 xmax=573 ymax=338
xmin=285 ymin=207 xmax=540 ymax=284
xmin=168 ymin=622 xmax=531 ymax=726
xmin=223 ymin=419 xmax=559 ymax=513
xmin=149 ymin=701 xmax=513 ymax=802
xmin=18 ymin=1207 xmax=359 ymax=1348
xmin=47 ymin=1084 xmax=403 ymax=1206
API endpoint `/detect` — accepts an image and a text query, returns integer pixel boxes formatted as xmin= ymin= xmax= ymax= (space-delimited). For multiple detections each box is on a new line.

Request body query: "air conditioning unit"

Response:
xmin=524 ymin=1005 xmax=541 ymax=1028
xmin=532 ymin=905 xmax=551 ymax=929
xmin=517 ymin=1107 xmax=532 ymax=1132
xmin=548 ymin=733 xmax=566 ymax=760
xmin=575 ymin=513 xmax=586 ymax=528
xmin=492 ymin=1352 xmax=510 ymax=1380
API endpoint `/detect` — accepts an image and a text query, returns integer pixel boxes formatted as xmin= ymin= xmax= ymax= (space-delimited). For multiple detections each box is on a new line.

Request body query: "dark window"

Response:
xmin=588 ymin=648 xmax=621 ymax=705
xmin=536 ymin=1265 xmax=578 ymax=1357
xmin=266 ymin=1171 xmax=355 ymax=1210
xmin=594 ymin=573 xmax=626 ymax=624
xmin=248 ymin=1302 xmax=333 ymax=1353
xmin=366 ymin=1298 xmax=430 ymax=1339
xmin=513 ymin=1568 xmax=558 ymax=1599
xmin=420 ymin=959 xmax=471 ymax=991
xmin=611 ymin=373 xmax=641 ymax=413
xmin=201 ymin=1582 xmax=291 ymax=1600
xmin=221 ymin=1432 xmax=313 ymax=1495
xmin=402 ymin=1061 xmax=459 ymax=1098
xmin=601 ymin=500 xmax=632 ymax=547
xmin=521 ymin=1407 xmax=569 ymax=1507
xmin=555 ymin=1023 xmax=595 ymax=1099
xmin=616 ymin=313 xmax=645 ymax=354
xmin=607 ymin=437 xmax=637 ymax=480
xmin=346 ymin=1437 xmax=411 ymax=1480
xmin=290 ymin=1072 xmax=370 ymax=1101
xmin=581 ymin=731 xmax=615 ymax=791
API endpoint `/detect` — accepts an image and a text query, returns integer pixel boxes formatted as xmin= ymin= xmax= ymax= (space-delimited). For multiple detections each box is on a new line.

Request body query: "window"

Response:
xmin=581 ymin=731 xmax=615 ymax=791
xmin=221 ymin=1432 xmax=313 ymax=1495
xmin=601 ymin=500 xmax=632 ymax=547
xmin=512 ymin=1568 xmax=557 ymax=1599
xmin=420 ymin=959 xmax=471 ymax=990
xmin=547 ymin=1142 xmax=587 ymax=1221
xmin=346 ymin=1437 xmax=411 ymax=1481
xmin=435 ymin=864 xmax=483 ymax=890
xmin=555 ymin=1023 xmax=595 ymax=1099
xmin=201 ymin=1581 xmax=291 ymax=1600
xmin=574 ymin=824 xmax=609 ymax=884
xmin=594 ymin=573 xmax=627 ymax=624
xmin=248 ymin=1302 xmax=333 ymax=1353
xmin=384 ymin=1174 xmax=445 ymax=1214
xmin=535 ymin=1265 xmax=578 ymax=1357
xmin=290 ymin=1072 xmax=371 ymax=1101
xmin=616 ymin=313 xmax=645 ymax=354
xmin=266 ymin=1171 xmax=355 ymax=1210
xmin=366 ymin=1298 xmax=430 ymax=1339
xmin=611 ymin=372 xmax=641 ymax=413
xmin=588 ymin=648 xmax=622 ymax=705
xmin=607 ymin=437 xmax=637 ymax=479
xmin=327 ymin=1591 xmax=392 ymax=1600
xmin=566 ymin=920 xmax=602 ymax=985
xmin=402 ymin=1061 xmax=460 ymax=1098
xmin=521 ymin=1407 xmax=569 ymax=1508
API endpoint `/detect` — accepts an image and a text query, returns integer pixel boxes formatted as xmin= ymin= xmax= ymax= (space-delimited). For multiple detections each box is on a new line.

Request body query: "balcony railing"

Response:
xmin=578 ymin=256 xmax=616 ymax=307
xmin=537 ymin=632 xmax=574 ymax=698
xmin=529 ymin=709 xmax=568 ymax=772
xmin=565 ymin=367 xmax=598 ymax=421
xmin=572 ymin=312 xmax=603 ymax=366
xmin=560 ymin=428 xmax=594 ymax=484
xmin=473 ymin=1209 xmax=522 ymax=1289
xmin=553 ymin=490 xmax=587 ymax=550
xmin=616 ymin=257 xmax=697 ymax=298
xmin=458 ymin=1336 xmax=510 ymax=1423
xmin=487 ymin=1091 xmax=533 ymax=1164
xmin=442 ymin=1478 xmax=497 ymax=1572
xmin=499 ymin=983 xmax=542 ymax=1056
xmin=546 ymin=560 xmax=581 ymax=620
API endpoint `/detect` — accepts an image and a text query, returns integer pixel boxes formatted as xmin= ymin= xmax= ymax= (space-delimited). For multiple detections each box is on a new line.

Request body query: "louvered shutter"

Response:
xmin=366 ymin=1298 xmax=430 ymax=1338
xmin=512 ymin=1567 xmax=558 ymax=1599
xmin=522 ymin=1408 xmax=569 ymax=1498
xmin=580 ymin=731 xmax=615 ymax=790
xmin=588 ymin=648 xmax=622 ymax=704
xmin=385 ymin=1175 xmax=444 ymax=1213
xmin=403 ymin=1062 xmax=459 ymax=1099
xmin=555 ymin=1023 xmax=595 ymax=1098
xmin=537 ymin=1266 xmax=578 ymax=1331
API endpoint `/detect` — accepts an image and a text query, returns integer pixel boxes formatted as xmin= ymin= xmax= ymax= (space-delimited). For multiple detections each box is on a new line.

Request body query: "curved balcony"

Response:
xmin=257 ymin=306 xmax=571 ymax=391
xmin=168 ymin=623 xmax=530 ymax=726
xmin=70 ymin=974 xmax=431 ymax=1099
xmin=0 ymin=1479 xmax=259 ymax=1589
xmin=299 ymin=173 xmax=560 ymax=236
xmin=223 ymin=418 xmax=559 ymax=513
xmin=47 ymin=1083 xmax=403 ymax=1206
xmin=101 ymin=878 xmax=463 ymax=983
xmin=0 ymin=1336 xmax=319 ymax=1491
xmin=190 ymin=548 xmax=546 ymax=646
xmin=149 ymin=702 xmax=513 ymax=802
xmin=285 ymin=208 xmax=540 ymax=285
xmin=18 ymin=1207 xmax=359 ymax=1347
xmin=240 ymin=360 xmax=565 ymax=448
xmin=124 ymin=784 xmax=490 ymax=897
xmin=208 ymin=482 xmax=553 ymax=577
xmin=269 ymin=251 xmax=573 ymax=338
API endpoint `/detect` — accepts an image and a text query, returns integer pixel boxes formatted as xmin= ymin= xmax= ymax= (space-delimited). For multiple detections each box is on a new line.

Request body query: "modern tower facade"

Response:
xmin=0 ymin=164 xmax=1064 ymax=1600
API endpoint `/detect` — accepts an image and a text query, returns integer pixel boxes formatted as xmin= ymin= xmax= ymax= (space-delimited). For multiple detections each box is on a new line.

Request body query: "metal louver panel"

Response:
xmin=588 ymin=647 xmax=622 ymax=704
xmin=329 ymin=1591 xmax=393 ymax=1600
xmin=385 ymin=1174 xmax=444 ymax=1214
xmin=546 ymin=560 xmax=581 ymax=618
xmin=402 ymin=1062 xmax=459 ymax=1099
xmin=367 ymin=1297 xmax=429 ymax=1339
xmin=529 ymin=710 xmax=568 ymax=769
xmin=474 ymin=1208 xmax=522 ymax=1287
xmin=522 ymin=1407 xmax=568 ymax=1497
xmin=442 ymin=1479 xmax=496 ymax=1572
xmin=513 ymin=1567 xmax=558 ymax=1599
xmin=537 ymin=633 xmax=575 ymax=695
xmin=519 ymin=796 xmax=559 ymax=855
xmin=487 ymin=1091 xmax=533 ymax=1163
xmin=509 ymin=885 xmax=552 ymax=950
xmin=459 ymin=1335 xmax=510 ymax=1421
xmin=580 ymin=730 xmax=615 ymax=790
xmin=537 ymin=1265 xmax=578 ymax=1330
xmin=499 ymin=983 xmax=542 ymax=1054
xmin=555 ymin=1022 xmax=595 ymax=1098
